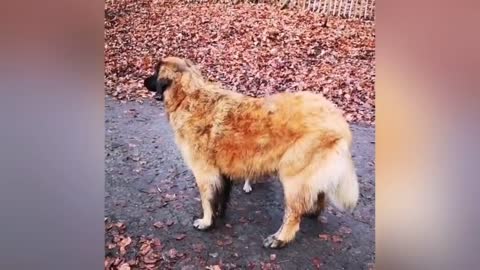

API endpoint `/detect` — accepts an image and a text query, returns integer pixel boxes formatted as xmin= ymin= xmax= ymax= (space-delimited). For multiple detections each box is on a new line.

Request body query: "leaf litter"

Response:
xmin=105 ymin=1 xmax=375 ymax=125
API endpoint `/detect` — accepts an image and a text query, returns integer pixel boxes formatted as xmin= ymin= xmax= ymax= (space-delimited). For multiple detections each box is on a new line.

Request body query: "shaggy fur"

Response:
xmin=144 ymin=57 xmax=359 ymax=248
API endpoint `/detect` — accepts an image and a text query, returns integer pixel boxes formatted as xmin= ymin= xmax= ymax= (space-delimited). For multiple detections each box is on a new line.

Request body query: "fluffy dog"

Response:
xmin=143 ymin=57 xmax=359 ymax=248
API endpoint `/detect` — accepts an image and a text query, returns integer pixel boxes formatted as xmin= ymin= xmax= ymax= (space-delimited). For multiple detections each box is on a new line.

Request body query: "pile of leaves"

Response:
xmin=105 ymin=219 xmax=193 ymax=269
xmin=105 ymin=1 xmax=375 ymax=124
xmin=105 ymin=220 xmax=160 ymax=269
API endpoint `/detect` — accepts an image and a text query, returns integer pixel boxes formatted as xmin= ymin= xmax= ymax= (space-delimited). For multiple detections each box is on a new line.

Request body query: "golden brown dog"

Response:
xmin=144 ymin=57 xmax=359 ymax=248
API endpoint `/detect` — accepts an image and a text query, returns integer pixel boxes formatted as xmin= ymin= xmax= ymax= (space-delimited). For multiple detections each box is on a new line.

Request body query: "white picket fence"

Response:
xmin=186 ymin=0 xmax=375 ymax=20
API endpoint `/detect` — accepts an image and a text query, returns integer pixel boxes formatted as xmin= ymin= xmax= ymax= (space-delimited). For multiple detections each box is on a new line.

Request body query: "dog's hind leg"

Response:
xmin=243 ymin=178 xmax=252 ymax=193
xmin=263 ymin=178 xmax=314 ymax=249
xmin=304 ymin=192 xmax=326 ymax=219
xmin=216 ymin=174 xmax=232 ymax=218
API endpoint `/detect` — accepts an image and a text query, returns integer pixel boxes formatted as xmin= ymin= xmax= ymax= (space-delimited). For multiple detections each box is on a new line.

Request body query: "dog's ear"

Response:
xmin=144 ymin=75 xmax=157 ymax=92
xmin=173 ymin=60 xmax=190 ymax=72
xmin=163 ymin=57 xmax=195 ymax=72
xmin=153 ymin=61 xmax=162 ymax=73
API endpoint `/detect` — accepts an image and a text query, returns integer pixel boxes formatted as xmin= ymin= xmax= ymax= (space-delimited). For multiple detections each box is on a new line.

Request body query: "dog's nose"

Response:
xmin=144 ymin=76 xmax=157 ymax=92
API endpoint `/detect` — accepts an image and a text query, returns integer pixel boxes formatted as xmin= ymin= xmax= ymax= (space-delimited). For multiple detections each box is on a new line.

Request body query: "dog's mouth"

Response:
xmin=154 ymin=92 xmax=163 ymax=101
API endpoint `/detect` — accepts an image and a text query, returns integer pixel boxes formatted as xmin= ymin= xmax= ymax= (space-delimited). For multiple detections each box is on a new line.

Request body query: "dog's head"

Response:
xmin=143 ymin=57 xmax=196 ymax=101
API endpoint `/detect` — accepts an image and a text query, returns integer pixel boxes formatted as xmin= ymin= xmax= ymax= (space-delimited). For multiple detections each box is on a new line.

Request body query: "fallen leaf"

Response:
xmin=260 ymin=262 xmax=276 ymax=270
xmin=168 ymin=248 xmax=178 ymax=258
xmin=113 ymin=257 xmax=123 ymax=267
xmin=319 ymin=234 xmax=330 ymax=241
xmin=223 ymin=238 xmax=233 ymax=245
xmin=153 ymin=221 xmax=164 ymax=228
xmin=192 ymin=243 xmax=205 ymax=253
xmin=139 ymin=242 xmax=152 ymax=256
xmin=312 ymin=257 xmax=322 ymax=269
xmin=165 ymin=193 xmax=177 ymax=200
xmin=114 ymin=222 xmax=126 ymax=231
xmin=152 ymin=238 xmax=162 ymax=248
xmin=175 ymin=234 xmax=186 ymax=240
xmin=106 ymin=223 xmax=114 ymax=230
xmin=338 ymin=226 xmax=352 ymax=235
xmin=270 ymin=254 xmax=277 ymax=261
xmin=143 ymin=252 xmax=160 ymax=264
xmin=105 ymin=257 xmax=114 ymax=269
xmin=144 ymin=263 xmax=157 ymax=270
xmin=118 ymin=236 xmax=132 ymax=255
xmin=332 ymin=235 xmax=343 ymax=243
xmin=118 ymin=262 xmax=131 ymax=270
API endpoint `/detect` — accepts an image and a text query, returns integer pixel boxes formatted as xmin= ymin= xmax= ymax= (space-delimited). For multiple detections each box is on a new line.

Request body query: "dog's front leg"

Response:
xmin=194 ymin=181 xmax=216 ymax=230
xmin=191 ymin=167 xmax=223 ymax=231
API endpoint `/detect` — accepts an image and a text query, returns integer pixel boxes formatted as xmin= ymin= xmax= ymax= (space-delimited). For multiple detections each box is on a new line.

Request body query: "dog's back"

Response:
xmin=205 ymin=91 xmax=351 ymax=180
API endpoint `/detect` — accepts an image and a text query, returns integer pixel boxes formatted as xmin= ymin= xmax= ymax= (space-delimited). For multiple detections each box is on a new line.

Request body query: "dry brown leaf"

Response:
xmin=312 ymin=257 xmax=322 ymax=269
xmin=118 ymin=262 xmax=131 ymax=270
xmin=339 ymin=226 xmax=353 ymax=235
xmin=332 ymin=235 xmax=343 ymax=243
xmin=114 ymin=222 xmax=126 ymax=231
xmin=139 ymin=242 xmax=152 ymax=256
xmin=168 ymin=248 xmax=178 ymax=259
xmin=143 ymin=252 xmax=160 ymax=264
xmin=119 ymin=236 xmax=132 ymax=255
xmin=153 ymin=221 xmax=164 ymax=229
xmin=152 ymin=238 xmax=162 ymax=248
xmin=319 ymin=234 xmax=330 ymax=241
xmin=104 ymin=257 xmax=114 ymax=269
xmin=165 ymin=193 xmax=176 ymax=200
xmin=113 ymin=257 xmax=123 ymax=266
xmin=175 ymin=234 xmax=186 ymax=240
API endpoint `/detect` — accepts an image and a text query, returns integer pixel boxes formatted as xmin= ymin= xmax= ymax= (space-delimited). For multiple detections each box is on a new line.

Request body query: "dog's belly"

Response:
xmin=214 ymin=146 xmax=283 ymax=180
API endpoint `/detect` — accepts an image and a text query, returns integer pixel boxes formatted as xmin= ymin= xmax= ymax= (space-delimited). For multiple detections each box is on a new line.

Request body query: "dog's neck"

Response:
xmin=164 ymin=81 xmax=188 ymax=114
xmin=163 ymin=72 xmax=236 ymax=118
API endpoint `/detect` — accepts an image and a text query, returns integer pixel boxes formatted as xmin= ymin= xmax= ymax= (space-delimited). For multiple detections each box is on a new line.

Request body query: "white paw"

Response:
xmin=193 ymin=218 xmax=212 ymax=230
xmin=243 ymin=182 xmax=252 ymax=193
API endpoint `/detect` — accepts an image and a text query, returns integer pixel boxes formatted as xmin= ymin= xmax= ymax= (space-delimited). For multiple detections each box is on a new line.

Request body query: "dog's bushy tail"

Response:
xmin=316 ymin=139 xmax=359 ymax=212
